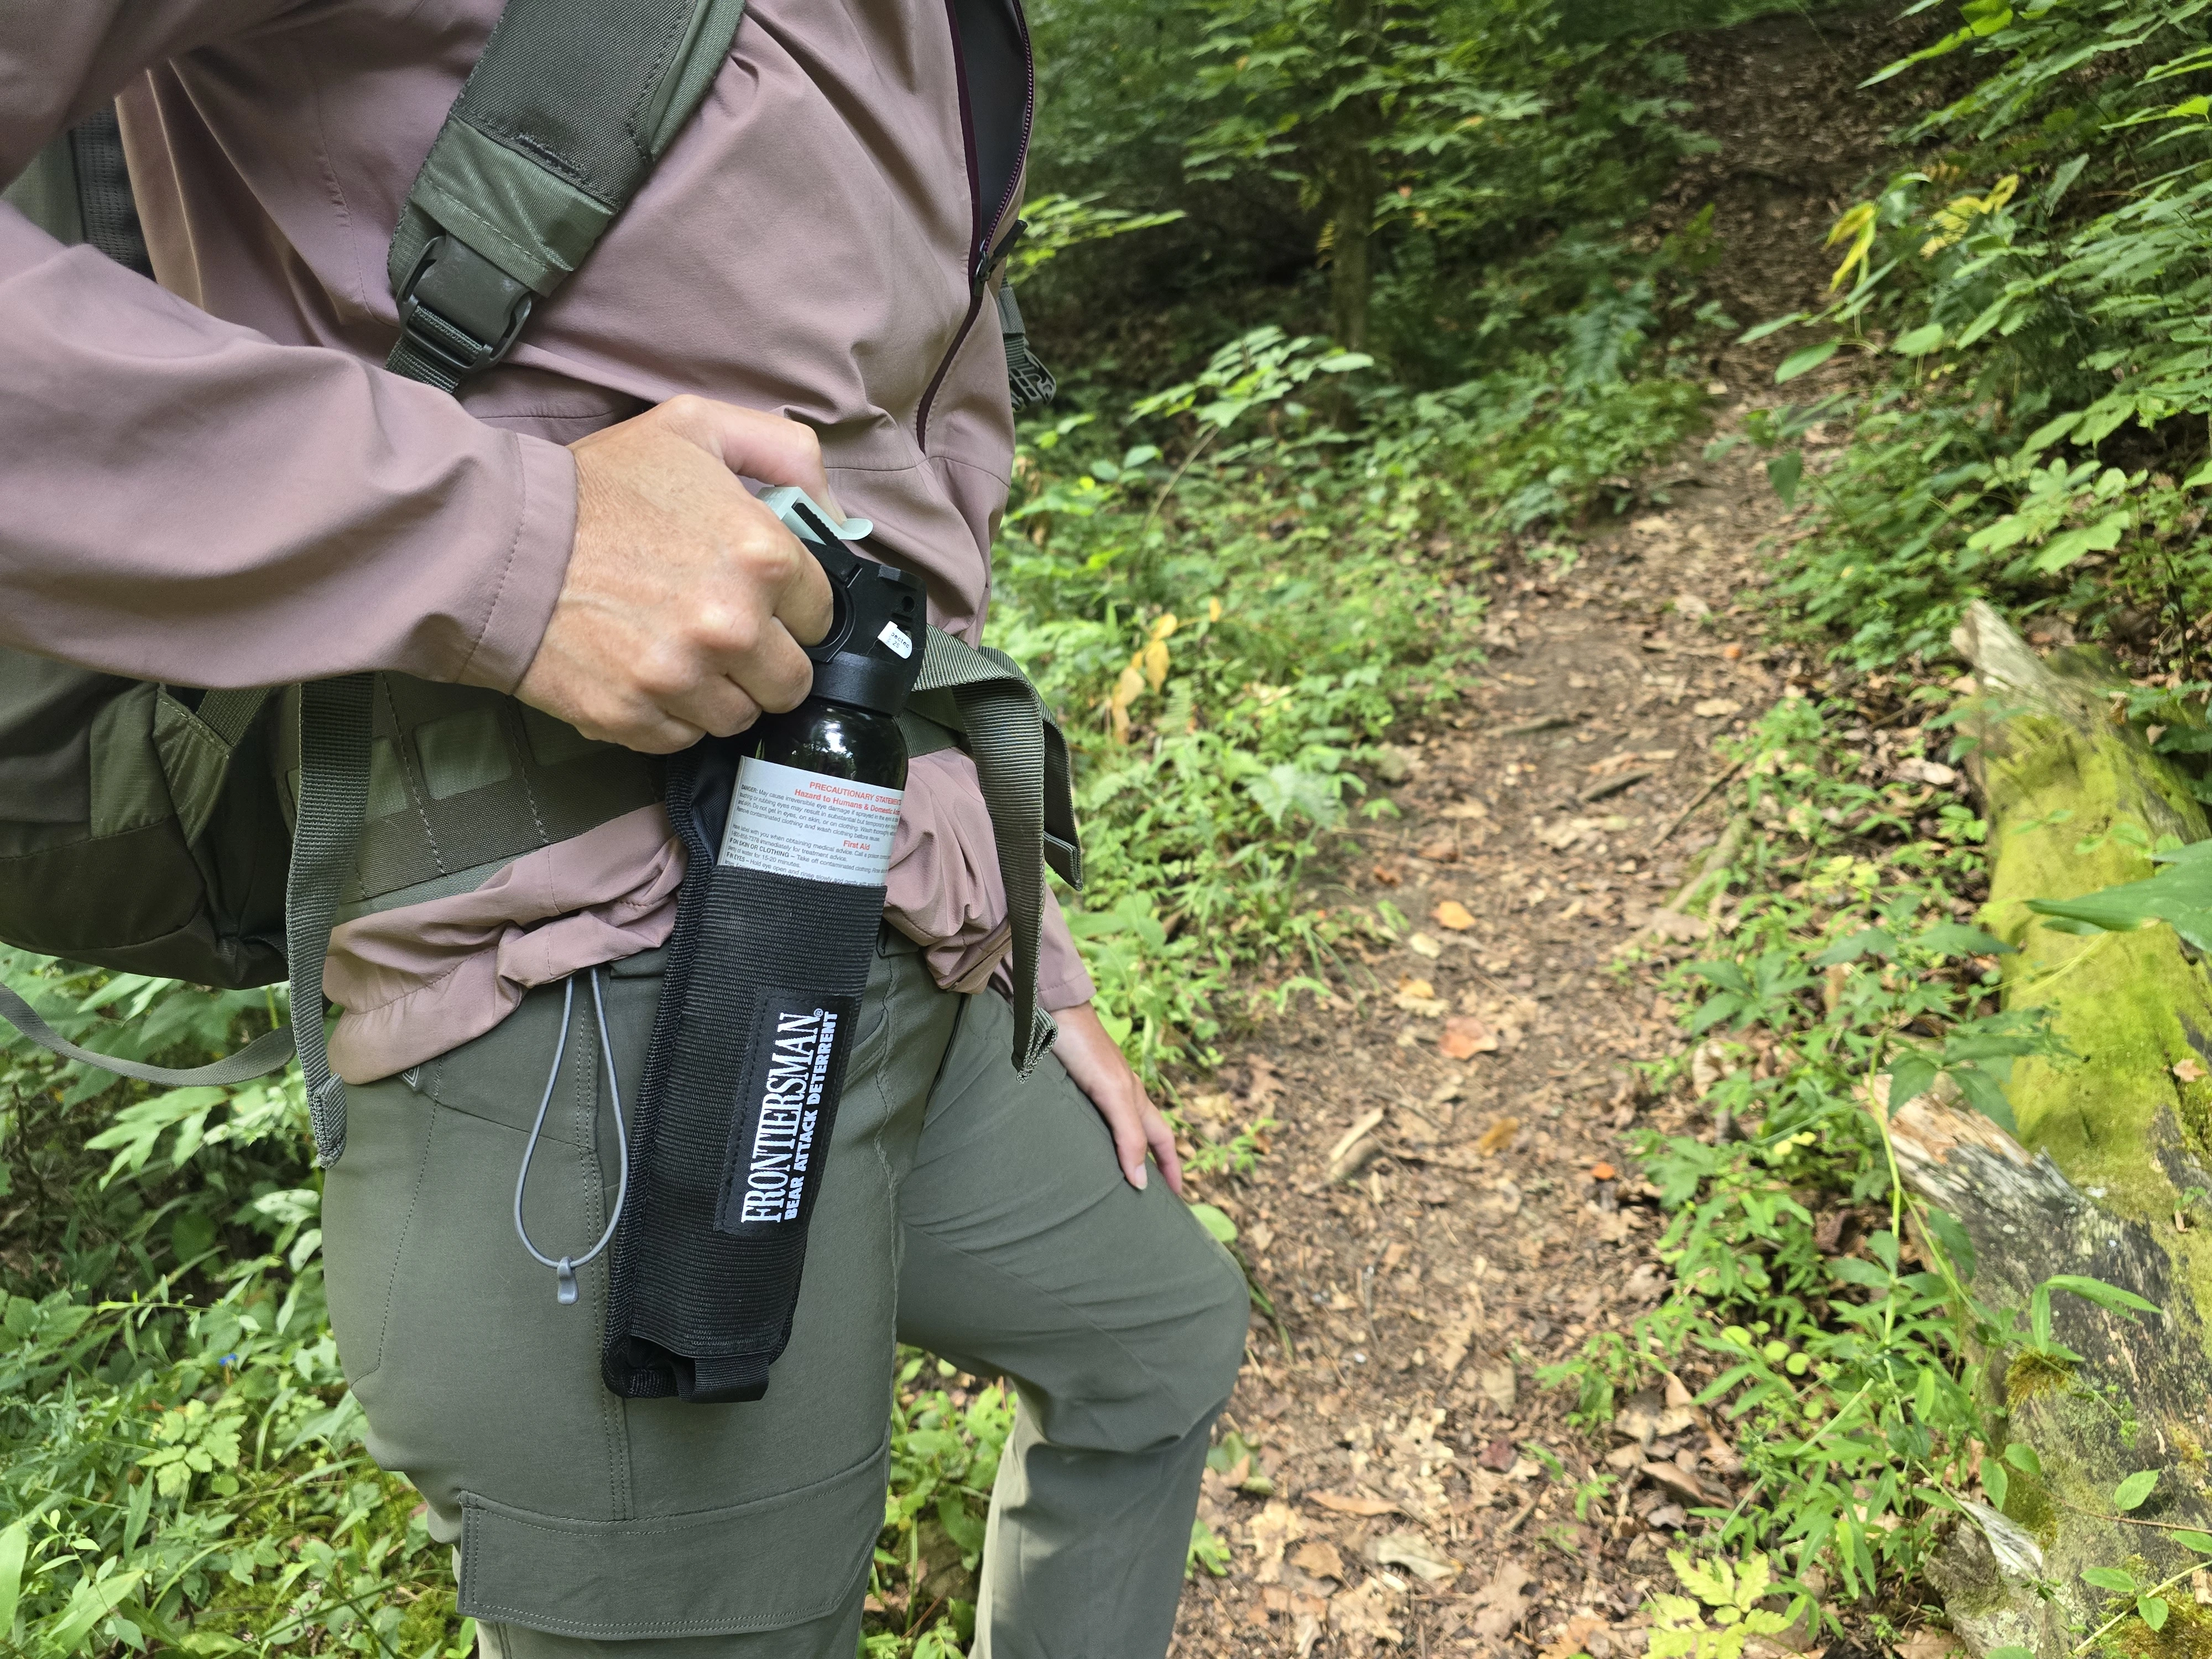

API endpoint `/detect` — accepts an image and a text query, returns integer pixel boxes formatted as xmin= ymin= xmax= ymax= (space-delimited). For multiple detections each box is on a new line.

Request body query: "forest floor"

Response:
xmin=1166 ymin=397 xmax=1842 ymax=1657
xmin=1155 ymin=11 xmax=1950 ymax=1652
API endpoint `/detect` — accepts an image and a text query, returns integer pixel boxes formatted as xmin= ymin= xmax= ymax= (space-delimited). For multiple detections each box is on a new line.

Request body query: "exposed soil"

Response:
xmin=1164 ymin=410 xmax=1819 ymax=1657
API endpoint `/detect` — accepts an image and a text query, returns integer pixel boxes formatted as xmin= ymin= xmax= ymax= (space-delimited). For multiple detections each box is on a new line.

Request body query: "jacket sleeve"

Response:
xmin=0 ymin=2 xmax=575 ymax=692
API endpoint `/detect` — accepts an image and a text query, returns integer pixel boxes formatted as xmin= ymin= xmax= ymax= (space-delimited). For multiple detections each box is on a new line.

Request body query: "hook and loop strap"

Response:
xmin=911 ymin=628 xmax=1082 ymax=1075
xmin=288 ymin=673 xmax=375 ymax=1167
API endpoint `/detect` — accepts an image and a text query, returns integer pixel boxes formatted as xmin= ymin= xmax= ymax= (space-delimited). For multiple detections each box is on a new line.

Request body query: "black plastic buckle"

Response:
xmin=394 ymin=235 xmax=534 ymax=382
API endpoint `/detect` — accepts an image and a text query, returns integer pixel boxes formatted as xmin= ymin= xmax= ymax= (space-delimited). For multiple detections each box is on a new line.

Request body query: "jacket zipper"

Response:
xmin=915 ymin=0 xmax=1035 ymax=451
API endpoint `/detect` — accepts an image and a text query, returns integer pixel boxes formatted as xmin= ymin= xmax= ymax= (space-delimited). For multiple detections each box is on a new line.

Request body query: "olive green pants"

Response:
xmin=322 ymin=930 xmax=1248 ymax=1657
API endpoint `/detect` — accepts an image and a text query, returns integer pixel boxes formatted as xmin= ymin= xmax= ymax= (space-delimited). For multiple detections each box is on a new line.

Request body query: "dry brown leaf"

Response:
xmin=1469 ymin=1559 xmax=1533 ymax=1639
xmin=1290 ymin=1540 xmax=1346 ymax=1581
xmin=1645 ymin=908 xmax=1711 ymax=942
xmin=1433 ymin=899 xmax=1477 ymax=931
xmin=1692 ymin=697 xmax=1743 ymax=718
xmin=1246 ymin=1056 xmax=1284 ymax=1106
xmin=1306 ymin=1490 xmax=1400 ymax=1517
xmin=1440 ymin=1015 xmax=1499 ymax=1060
xmin=1417 ymin=838 xmax=1459 ymax=863
xmin=1895 ymin=1631 xmax=1965 ymax=1659
xmin=1541 ymin=1614 xmax=1610 ymax=1659
xmin=1474 ymin=1115 xmax=1520 ymax=1155
xmin=1438 ymin=798 xmax=1490 ymax=820
xmin=2177 ymin=1057 xmax=2207 ymax=1085
xmin=1394 ymin=977 xmax=1446 ymax=1016
xmin=1371 ymin=862 xmax=1401 ymax=886
xmin=1371 ymin=1530 xmax=1458 ymax=1582
xmin=1328 ymin=1579 xmax=1405 ymax=1645
xmin=1477 ymin=1364 xmax=1517 ymax=1411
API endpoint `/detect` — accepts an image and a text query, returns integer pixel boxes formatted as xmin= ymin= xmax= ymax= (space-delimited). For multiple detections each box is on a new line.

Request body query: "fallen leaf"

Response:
xmin=1477 ymin=1364 xmax=1517 ymax=1411
xmin=1474 ymin=1116 xmax=1520 ymax=1155
xmin=1371 ymin=863 xmax=1401 ymax=886
xmin=1290 ymin=1540 xmax=1346 ymax=1582
xmin=1246 ymin=1056 xmax=1284 ymax=1105
xmin=1645 ymin=908 xmax=1711 ymax=942
xmin=1407 ymin=932 xmax=1443 ymax=959
xmin=1542 ymin=1614 xmax=1610 ymax=1659
xmin=1307 ymin=1490 xmax=1400 ymax=1517
xmin=1895 ymin=1632 xmax=1965 ymax=1659
xmin=1417 ymin=838 xmax=1459 ymax=863
xmin=1469 ymin=1559 xmax=1533 ymax=1639
xmin=1329 ymin=1578 xmax=1405 ymax=1645
xmin=1895 ymin=757 xmax=1958 ymax=787
xmin=1433 ymin=899 xmax=1477 ymax=930
xmin=1692 ymin=697 xmax=1742 ymax=718
xmin=1674 ymin=593 xmax=1712 ymax=618
xmin=1647 ymin=1503 xmax=1688 ymax=1531
xmin=1590 ymin=1161 xmax=1616 ymax=1181
xmin=1440 ymin=1015 xmax=1499 ymax=1059
xmin=1394 ymin=978 xmax=1447 ymax=1016
xmin=2178 ymin=1057 xmax=2207 ymax=1085
xmin=1373 ymin=1531 xmax=1459 ymax=1582
xmin=1293 ymin=1610 xmax=1323 ymax=1657
xmin=1438 ymin=799 xmax=1490 ymax=820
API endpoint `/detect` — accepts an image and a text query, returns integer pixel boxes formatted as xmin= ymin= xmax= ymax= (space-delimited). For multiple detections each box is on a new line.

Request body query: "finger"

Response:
xmin=1108 ymin=1098 xmax=1151 ymax=1192
xmin=669 ymin=395 xmax=837 ymax=505
xmin=1145 ymin=1106 xmax=1185 ymax=1198
xmin=572 ymin=706 xmax=705 ymax=755
xmin=698 ymin=606 xmax=818 ymax=714
xmin=769 ymin=528 xmax=837 ymax=648
xmin=658 ymin=675 xmax=764 ymax=741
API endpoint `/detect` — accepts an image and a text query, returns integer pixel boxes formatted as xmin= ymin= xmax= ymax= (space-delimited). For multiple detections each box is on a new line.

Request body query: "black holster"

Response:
xmin=599 ymin=742 xmax=883 ymax=1404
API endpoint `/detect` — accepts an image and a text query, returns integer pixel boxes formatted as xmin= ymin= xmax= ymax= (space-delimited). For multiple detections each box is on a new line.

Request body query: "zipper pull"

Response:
xmin=974 ymin=217 xmax=1028 ymax=289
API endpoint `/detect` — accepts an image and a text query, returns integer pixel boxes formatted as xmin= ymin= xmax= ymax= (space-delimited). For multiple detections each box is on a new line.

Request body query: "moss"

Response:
xmin=1980 ymin=694 xmax=2212 ymax=1358
xmin=2007 ymin=1348 xmax=2078 ymax=1404
xmin=1999 ymin=1462 xmax=2060 ymax=1548
xmin=2112 ymin=1587 xmax=2212 ymax=1659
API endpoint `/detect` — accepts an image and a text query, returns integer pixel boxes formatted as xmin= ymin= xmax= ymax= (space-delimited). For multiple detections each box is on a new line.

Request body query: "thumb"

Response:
xmin=664 ymin=395 xmax=840 ymax=512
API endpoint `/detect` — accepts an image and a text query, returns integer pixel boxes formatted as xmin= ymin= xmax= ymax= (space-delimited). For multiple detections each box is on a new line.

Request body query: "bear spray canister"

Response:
xmin=601 ymin=491 xmax=927 ymax=1405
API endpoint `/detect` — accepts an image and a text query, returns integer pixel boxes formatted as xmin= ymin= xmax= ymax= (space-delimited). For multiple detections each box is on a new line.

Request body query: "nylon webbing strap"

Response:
xmin=912 ymin=628 xmax=1082 ymax=1074
xmin=0 ymin=985 xmax=294 ymax=1087
xmin=288 ymin=674 xmax=374 ymax=1166
xmin=384 ymin=0 xmax=749 ymax=385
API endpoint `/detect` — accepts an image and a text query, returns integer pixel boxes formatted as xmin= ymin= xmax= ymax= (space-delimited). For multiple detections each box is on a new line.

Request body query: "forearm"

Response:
xmin=0 ymin=212 xmax=575 ymax=688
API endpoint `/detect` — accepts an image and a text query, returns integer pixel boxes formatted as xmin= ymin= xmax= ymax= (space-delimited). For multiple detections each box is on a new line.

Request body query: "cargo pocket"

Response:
xmin=320 ymin=1071 xmax=437 ymax=1387
xmin=457 ymin=1432 xmax=890 ymax=1638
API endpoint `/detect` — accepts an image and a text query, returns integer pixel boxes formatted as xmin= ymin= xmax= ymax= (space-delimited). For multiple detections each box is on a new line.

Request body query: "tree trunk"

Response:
xmin=1321 ymin=0 xmax=1380 ymax=353
xmin=1902 ymin=603 xmax=2212 ymax=1655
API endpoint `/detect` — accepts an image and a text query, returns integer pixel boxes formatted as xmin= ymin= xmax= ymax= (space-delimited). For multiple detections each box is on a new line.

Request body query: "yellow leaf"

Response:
xmin=1207 ymin=597 xmax=1223 ymax=623
xmin=1109 ymin=661 xmax=1146 ymax=744
xmin=1433 ymin=900 xmax=1475 ymax=931
xmin=1826 ymin=201 xmax=1877 ymax=291
xmin=1142 ymin=637 xmax=1171 ymax=693
xmin=1149 ymin=612 xmax=1180 ymax=642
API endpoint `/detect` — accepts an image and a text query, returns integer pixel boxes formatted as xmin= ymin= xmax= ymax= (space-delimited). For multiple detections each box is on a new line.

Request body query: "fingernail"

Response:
xmin=1131 ymin=1165 xmax=1148 ymax=1190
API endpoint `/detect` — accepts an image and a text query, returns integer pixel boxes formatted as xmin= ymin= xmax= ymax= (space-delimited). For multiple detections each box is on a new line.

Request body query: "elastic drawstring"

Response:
xmin=514 ymin=968 xmax=630 ymax=1305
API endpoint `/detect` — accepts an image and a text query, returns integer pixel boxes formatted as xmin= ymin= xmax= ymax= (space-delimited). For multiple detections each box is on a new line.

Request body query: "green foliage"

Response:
xmin=1746 ymin=0 xmax=2212 ymax=670
xmin=1548 ymin=700 xmax=2069 ymax=1601
xmin=1647 ymin=1550 xmax=1799 ymax=1659
xmin=998 ymin=320 xmax=1708 ymax=1087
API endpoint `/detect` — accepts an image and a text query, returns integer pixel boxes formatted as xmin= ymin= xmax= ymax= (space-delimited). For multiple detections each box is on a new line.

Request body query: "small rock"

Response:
xmin=1895 ymin=756 xmax=1958 ymax=787
xmin=1373 ymin=744 xmax=1418 ymax=784
xmin=1674 ymin=594 xmax=1713 ymax=619
xmin=1647 ymin=1503 xmax=1689 ymax=1531
xmin=1479 ymin=1437 xmax=1517 ymax=1472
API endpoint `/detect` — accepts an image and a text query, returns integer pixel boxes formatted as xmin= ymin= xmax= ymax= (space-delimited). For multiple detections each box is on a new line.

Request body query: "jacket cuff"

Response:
xmin=1037 ymin=887 xmax=1097 ymax=1012
xmin=453 ymin=432 xmax=578 ymax=692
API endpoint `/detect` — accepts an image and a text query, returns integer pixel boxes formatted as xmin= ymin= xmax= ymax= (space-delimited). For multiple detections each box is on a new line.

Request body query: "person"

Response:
xmin=0 ymin=4 xmax=1250 ymax=1654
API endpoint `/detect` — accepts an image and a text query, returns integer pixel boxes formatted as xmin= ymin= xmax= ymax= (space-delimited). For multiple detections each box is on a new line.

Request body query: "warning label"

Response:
xmin=717 ymin=757 xmax=904 ymax=886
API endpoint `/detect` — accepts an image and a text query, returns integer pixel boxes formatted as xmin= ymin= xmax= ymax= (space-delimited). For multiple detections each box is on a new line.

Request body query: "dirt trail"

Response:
xmin=1168 ymin=411 xmax=1815 ymax=1657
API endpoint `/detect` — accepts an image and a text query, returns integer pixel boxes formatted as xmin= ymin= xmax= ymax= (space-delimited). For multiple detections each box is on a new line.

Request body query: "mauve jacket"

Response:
xmin=0 ymin=0 xmax=1094 ymax=1067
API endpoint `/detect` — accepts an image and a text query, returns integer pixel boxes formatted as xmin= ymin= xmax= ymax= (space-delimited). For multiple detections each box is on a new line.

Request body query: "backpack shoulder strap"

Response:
xmin=384 ymin=0 xmax=749 ymax=390
xmin=288 ymin=0 xmax=753 ymax=1166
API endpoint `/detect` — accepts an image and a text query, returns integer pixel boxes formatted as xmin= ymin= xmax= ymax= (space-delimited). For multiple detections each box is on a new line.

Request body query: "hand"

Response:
xmin=513 ymin=396 xmax=839 ymax=754
xmin=1053 ymin=1003 xmax=1183 ymax=1196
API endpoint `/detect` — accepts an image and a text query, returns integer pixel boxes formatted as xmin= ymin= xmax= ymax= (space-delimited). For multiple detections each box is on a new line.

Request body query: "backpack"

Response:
xmin=0 ymin=0 xmax=1071 ymax=1125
